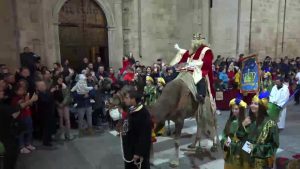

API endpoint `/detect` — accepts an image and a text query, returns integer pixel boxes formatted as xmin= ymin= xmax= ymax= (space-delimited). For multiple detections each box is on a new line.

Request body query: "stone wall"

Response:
xmin=0 ymin=0 xmax=19 ymax=68
xmin=1 ymin=0 xmax=300 ymax=69
xmin=210 ymin=0 xmax=239 ymax=58
xmin=249 ymin=0 xmax=280 ymax=58
xmin=211 ymin=0 xmax=280 ymax=60
xmin=15 ymin=0 xmax=46 ymax=62
xmin=283 ymin=0 xmax=300 ymax=57
xmin=140 ymin=0 xmax=177 ymax=64
xmin=138 ymin=0 xmax=205 ymax=64
xmin=211 ymin=0 xmax=300 ymax=60
xmin=122 ymin=0 xmax=140 ymax=57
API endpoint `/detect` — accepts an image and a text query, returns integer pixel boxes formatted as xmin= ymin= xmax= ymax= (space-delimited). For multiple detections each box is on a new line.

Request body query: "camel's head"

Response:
xmin=108 ymin=90 xmax=124 ymax=110
xmin=107 ymin=88 xmax=128 ymax=122
xmin=109 ymin=85 xmax=133 ymax=106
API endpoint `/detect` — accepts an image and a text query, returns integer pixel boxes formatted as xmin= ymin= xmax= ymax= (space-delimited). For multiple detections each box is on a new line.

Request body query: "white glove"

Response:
xmin=188 ymin=62 xmax=196 ymax=67
xmin=174 ymin=43 xmax=180 ymax=51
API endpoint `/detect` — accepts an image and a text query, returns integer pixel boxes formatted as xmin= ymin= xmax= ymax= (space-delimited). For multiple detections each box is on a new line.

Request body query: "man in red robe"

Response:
xmin=171 ymin=34 xmax=215 ymax=100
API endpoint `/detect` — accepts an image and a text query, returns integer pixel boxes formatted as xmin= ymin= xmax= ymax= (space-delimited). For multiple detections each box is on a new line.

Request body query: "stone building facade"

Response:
xmin=0 ymin=0 xmax=300 ymax=69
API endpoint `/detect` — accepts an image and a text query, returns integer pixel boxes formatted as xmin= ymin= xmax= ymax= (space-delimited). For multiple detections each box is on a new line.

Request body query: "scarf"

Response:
xmin=129 ymin=104 xmax=143 ymax=114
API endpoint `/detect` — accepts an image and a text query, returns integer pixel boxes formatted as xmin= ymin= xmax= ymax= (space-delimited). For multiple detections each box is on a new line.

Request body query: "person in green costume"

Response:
xmin=221 ymin=97 xmax=249 ymax=169
xmin=239 ymin=92 xmax=279 ymax=169
xmin=155 ymin=77 xmax=166 ymax=136
xmin=156 ymin=77 xmax=166 ymax=97
xmin=261 ymin=70 xmax=273 ymax=92
xmin=143 ymin=76 xmax=157 ymax=106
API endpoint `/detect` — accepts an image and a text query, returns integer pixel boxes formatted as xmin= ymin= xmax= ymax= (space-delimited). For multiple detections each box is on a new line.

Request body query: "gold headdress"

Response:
xmin=146 ymin=76 xmax=154 ymax=83
xmin=229 ymin=98 xmax=247 ymax=109
xmin=252 ymin=91 xmax=270 ymax=108
xmin=264 ymin=72 xmax=271 ymax=77
xmin=157 ymin=77 xmax=166 ymax=85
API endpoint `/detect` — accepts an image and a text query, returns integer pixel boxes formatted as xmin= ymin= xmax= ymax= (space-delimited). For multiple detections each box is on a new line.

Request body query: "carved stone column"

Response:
xmin=109 ymin=0 xmax=123 ymax=68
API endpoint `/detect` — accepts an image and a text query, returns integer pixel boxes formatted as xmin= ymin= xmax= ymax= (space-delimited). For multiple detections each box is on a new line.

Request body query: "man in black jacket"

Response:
xmin=19 ymin=47 xmax=40 ymax=75
xmin=35 ymin=80 xmax=55 ymax=147
xmin=122 ymin=89 xmax=152 ymax=169
xmin=0 ymin=88 xmax=21 ymax=169
xmin=15 ymin=67 xmax=35 ymax=94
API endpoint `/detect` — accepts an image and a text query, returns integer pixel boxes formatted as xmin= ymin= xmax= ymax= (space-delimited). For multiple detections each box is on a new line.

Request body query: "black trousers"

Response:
xmin=92 ymin=107 xmax=106 ymax=125
xmin=124 ymin=159 xmax=150 ymax=169
xmin=2 ymin=140 xmax=18 ymax=169
xmin=196 ymin=78 xmax=207 ymax=97
xmin=42 ymin=116 xmax=54 ymax=145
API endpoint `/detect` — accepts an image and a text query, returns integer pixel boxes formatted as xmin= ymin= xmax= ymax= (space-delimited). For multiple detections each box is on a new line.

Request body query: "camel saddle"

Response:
xmin=175 ymin=71 xmax=198 ymax=101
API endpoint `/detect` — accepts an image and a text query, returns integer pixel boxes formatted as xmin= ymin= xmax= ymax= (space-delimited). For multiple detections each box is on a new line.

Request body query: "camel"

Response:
xmin=149 ymin=76 xmax=219 ymax=167
xmin=109 ymin=75 xmax=219 ymax=167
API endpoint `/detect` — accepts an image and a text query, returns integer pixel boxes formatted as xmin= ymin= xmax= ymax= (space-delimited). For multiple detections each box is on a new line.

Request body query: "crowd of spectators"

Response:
xmin=213 ymin=54 xmax=300 ymax=98
xmin=1 ymin=47 xmax=300 ymax=169
xmin=0 ymin=47 xmax=178 ymax=169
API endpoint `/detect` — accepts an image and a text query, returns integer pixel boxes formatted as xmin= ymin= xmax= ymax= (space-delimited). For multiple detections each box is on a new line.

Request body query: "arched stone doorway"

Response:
xmin=58 ymin=0 xmax=109 ymax=71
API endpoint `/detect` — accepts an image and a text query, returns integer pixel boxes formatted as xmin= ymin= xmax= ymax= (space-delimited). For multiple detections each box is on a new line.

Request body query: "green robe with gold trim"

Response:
xmin=237 ymin=117 xmax=279 ymax=169
xmin=260 ymin=79 xmax=273 ymax=92
xmin=144 ymin=85 xmax=157 ymax=106
xmin=221 ymin=119 xmax=250 ymax=169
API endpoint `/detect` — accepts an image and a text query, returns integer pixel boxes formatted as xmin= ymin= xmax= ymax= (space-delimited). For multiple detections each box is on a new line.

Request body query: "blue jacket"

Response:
xmin=72 ymin=89 xmax=96 ymax=108
xmin=219 ymin=72 xmax=229 ymax=83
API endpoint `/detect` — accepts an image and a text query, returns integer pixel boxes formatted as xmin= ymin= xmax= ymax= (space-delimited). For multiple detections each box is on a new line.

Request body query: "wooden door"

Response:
xmin=59 ymin=0 xmax=108 ymax=72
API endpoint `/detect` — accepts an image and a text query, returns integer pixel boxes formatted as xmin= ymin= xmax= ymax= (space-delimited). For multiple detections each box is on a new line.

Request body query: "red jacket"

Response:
xmin=109 ymin=73 xmax=117 ymax=84
xmin=227 ymin=71 xmax=235 ymax=80
xmin=11 ymin=96 xmax=32 ymax=119
xmin=120 ymin=60 xmax=131 ymax=75
xmin=123 ymin=72 xmax=135 ymax=82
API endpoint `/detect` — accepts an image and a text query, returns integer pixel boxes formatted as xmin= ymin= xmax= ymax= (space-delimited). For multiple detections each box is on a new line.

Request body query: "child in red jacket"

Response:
xmin=11 ymin=85 xmax=37 ymax=154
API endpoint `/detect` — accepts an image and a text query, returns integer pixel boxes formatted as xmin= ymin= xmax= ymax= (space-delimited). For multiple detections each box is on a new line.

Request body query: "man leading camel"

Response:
xmin=111 ymin=34 xmax=218 ymax=168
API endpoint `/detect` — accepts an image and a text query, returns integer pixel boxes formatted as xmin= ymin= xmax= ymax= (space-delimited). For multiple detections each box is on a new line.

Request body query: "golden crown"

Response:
xmin=193 ymin=33 xmax=202 ymax=40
